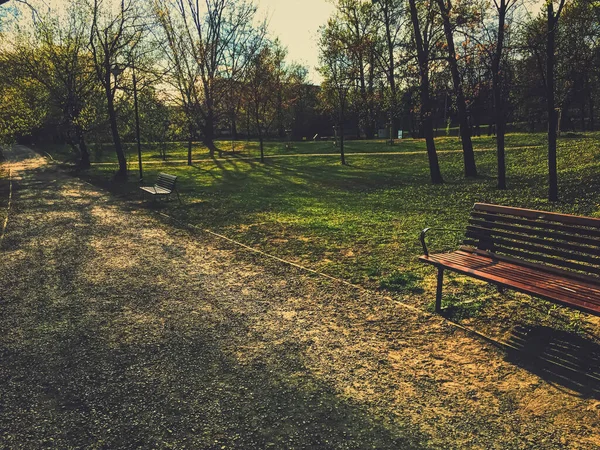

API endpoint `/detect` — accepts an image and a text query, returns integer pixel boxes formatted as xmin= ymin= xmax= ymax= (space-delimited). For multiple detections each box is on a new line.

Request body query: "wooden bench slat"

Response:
xmin=465 ymin=229 xmax=600 ymax=266
xmin=420 ymin=251 xmax=600 ymax=316
xmin=441 ymin=251 xmax=600 ymax=301
xmin=421 ymin=252 xmax=600 ymax=313
xmin=474 ymin=203 xmax=600 ymax=228
xmin=141 ymin=186 xmax=172 ymax=194
xmin=460 ymin=246 xmax=600 ymax=286
xmin=467 ymin=219 xmax=600 ymax=248
xmin=471 ymin=213 xmax=600 ymax=239
xmin=436 ymin=252 xmax=600 ymax=304
xmin=466 ymin=225 xmax=600 ymax=256
xmin=463 ymin=239 xmax=600 ymax=276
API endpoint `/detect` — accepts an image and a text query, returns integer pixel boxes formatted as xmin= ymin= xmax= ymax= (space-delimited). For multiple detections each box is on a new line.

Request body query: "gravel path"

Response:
xmin=0 ymin=147 xmax=598 ymax=449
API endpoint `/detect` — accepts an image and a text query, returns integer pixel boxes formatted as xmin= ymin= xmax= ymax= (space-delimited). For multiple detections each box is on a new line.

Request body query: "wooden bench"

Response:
xmin=140 ymin=172 xmax=180 ymax=203
xmin=419 ymin=203 xmax=600 ymax=316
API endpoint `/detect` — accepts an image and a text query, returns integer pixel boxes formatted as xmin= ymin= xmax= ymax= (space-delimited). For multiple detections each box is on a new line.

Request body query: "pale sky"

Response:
xmin=257 ymin=0 xmax=335 ymax=84
xmin=5 ymin=0 xmax=334 ymax=83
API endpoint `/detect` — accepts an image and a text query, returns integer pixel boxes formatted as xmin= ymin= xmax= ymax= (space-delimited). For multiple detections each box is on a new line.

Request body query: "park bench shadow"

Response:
xmin=504 ymin=325 xmax=600 ymax=399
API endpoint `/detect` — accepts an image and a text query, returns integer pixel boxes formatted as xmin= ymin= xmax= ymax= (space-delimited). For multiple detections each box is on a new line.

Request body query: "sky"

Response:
xmin=1 ymin=0 xmax=334 ymax=82
xmin=256 ymin=0 xmax=335 ymax=84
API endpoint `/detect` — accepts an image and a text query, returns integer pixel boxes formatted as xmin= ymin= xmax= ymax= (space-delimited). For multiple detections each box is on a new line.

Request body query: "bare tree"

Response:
xmin=89 ymin=0 xmax=144 ymax=180
xmin=221 ymin=5 xmax=265 ymax=144
xmin=319 ymin=18 xmax=356 ymax=165
xmin=372 ymin=0 xmax=403 ymax=140
xmin=153 ymin=0 xmax=261 ymax=158
xmin=547 ymin=0 xmax=566 ymax=201
xmin=152 ymin=0 xmax=201 ymax=165
xmin=435 ymin=0 xmax=477 ymax=178
xmin=490 ymin=0 xmax=519 ymax=189
xmin=408 ymin=0 xmax=443 ymax=184
xmin=246 ymin=43 xmax=279 ymax=163
xmin=333 ymin=0 xmax=378 ymax=139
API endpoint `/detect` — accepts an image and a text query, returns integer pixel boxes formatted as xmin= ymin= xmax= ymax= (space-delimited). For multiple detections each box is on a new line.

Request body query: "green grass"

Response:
xmin=42 ymin=132 xmax=600 ymax=331
xmin=41 ymin=132 xmax=547 ymax=164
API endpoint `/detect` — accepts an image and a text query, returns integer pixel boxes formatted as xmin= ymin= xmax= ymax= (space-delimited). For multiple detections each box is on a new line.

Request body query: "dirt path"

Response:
xmin=0 ymin=148 xmax=598 ymax=449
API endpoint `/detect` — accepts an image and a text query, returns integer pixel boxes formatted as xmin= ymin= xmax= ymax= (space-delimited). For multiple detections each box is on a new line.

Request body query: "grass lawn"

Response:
xmin=41 ymin=132 xmax=547 ymax=164
xmin=43 ymin=132 xmax=600 ymax=338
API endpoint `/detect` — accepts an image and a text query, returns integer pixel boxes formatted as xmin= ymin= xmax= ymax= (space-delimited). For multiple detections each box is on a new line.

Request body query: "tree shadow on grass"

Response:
xmin=504 ymin=325 xmax=600 ymax=400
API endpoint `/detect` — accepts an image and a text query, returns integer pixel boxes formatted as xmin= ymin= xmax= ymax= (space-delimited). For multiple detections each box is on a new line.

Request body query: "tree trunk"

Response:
xmin=580 ymin=96 xmax=586 ymax=132
xmin=340 ymin=123 xmax=345 ymax=165
xmin=354 ymin=20 xmax=371 ymax=140
xmin=187 ymin=122 xmax=193 ymax=166
xmin=339 ymin=97 xmax=346 ymax=165
xmin=246 ymin=107 xmax=250 ymax=141
xmin=366 ymin=47 xmax=376 ymax=140
xmin=204 ymin=112 xmax=218 ymax=157
xmin=384 ymin=3 xmax=398 ymax=139
xmin=277 ymin=91 xmax=285 ymax=139
xmin=493 ymin=1 xmax=507 ymax=189
xmin=422 ymin=84 xmax=442 ymax=184
xmin=590 ymin=95 xmax=595 ymax=131
xmin=409 ymin=0 xmax=443 ymax=184
xmin=77 ymin=128 xmax=90 ymax=169
xmin=255 ymin=104 xmax=265 ymax=163
xmin=437 ymin=0 xmax=476 ymax=178
xmin=231 ymin=113 xmax=238 ymax=141
xmin=106 ymin=85 xmax=127 ymax=180
xmin=258 ymin=125 xmax=264 ymax=163
xmin=547 ymin=3 xmax=558 ymax=201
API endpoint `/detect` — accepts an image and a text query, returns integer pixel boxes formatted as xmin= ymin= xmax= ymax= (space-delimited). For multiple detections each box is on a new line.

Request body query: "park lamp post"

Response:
xmin=111 ymin=61 xmax=143 ymax=182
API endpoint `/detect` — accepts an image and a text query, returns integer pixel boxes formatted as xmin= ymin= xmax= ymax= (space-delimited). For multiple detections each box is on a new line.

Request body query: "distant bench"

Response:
xmin=140 ymin=172 xmax=180 ymax=203
xmin=419 ymin=203 xmax=600 ymax=317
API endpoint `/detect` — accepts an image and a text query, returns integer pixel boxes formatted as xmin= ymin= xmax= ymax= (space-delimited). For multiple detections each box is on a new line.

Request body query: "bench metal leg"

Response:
xmin=435 ymin=267 xmax=444 ymax=313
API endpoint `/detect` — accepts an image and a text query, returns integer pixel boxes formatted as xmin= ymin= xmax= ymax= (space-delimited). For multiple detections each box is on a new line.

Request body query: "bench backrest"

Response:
xmin=155 ymin=173 xmax=177 ymax=191
xmin=463 ymin=203 xmax=600 ymax=279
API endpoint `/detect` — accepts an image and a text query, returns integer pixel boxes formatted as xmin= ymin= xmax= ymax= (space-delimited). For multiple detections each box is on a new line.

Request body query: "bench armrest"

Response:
xmin=420 ymin=227 xmax=465 ymax=257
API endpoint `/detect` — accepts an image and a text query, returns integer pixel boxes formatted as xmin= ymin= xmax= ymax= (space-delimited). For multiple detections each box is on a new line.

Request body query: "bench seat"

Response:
xmin=420 ymin=250 xmax=600 ymax=316
xmin=140 ymin=186 xmax=172 ymax=195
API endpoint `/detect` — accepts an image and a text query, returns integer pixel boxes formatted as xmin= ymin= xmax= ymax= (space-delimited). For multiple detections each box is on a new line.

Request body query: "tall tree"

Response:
xmin=153 ymin=0 xmax=261 ymax=158
xmin=246 ymin=42 xmax=281 ymax=163
xmin=490 ymin=0 xmax=519 ymax=189
xmin=408 ymin=0 xmax=443 ymax=184
xmin=435 ymin=0 xmax=477 ymax=178
xmin=334 ymin=0 xmax=378 ymax=139
xmin=9 ymin=4 xmax=100 ymax=168
xmin=0 ymin=67 xmax=47 ymax=149
xmin=372 ymin=0 xmax=403 ymax=140
xmin=547 ymin=0 xmax=566 ymax=201
xmin=221 ymin=6 xmax=265 ymax=143
xmin=319 ymin=18 xmax=356 ymax=165
xmin=152 ymin=0 xmax=201 ymax=165
xmin=89 ymin=0 xmax=145 ymax=180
